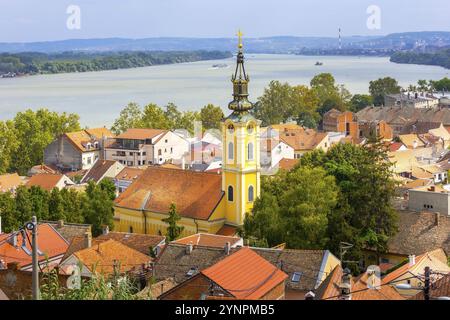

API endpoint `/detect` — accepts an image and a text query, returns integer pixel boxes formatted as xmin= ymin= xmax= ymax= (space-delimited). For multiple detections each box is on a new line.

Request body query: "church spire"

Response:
xmin=228 ymin=30 xmax=253 ymax=113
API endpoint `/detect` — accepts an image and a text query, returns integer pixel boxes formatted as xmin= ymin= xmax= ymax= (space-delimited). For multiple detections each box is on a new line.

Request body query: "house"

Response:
xmin=322 ymin=109 xmax=358 ymax=138
xmin=279 ymin=128 xmax=329 ymax=159
xmin=114 ymin=167 xmax=145 ymax=194
xmin=410 ymin=271 xmax=450 ymax=300
xmin=356 ymin=106 xmax=450 ymax=136
xmin=408 ymin=185 xmax=450 ymax=214
xmin=0 ymin=173 xmax=24 ymax=193
xmin=44 ymin=127 xmax=114 ymax=171
xmin=358 ymin=120 xmax=393 ymax=141
xmin=173 ymin=233 xmax=243 ymax=248
xmin=96 ymin=230 xmax=165 ymax=256
xmin=0 ymin=263 xmax=72 ymax=300
xmin=384 ymin=92 xmax=440 ymax=109
xmin=260 ymin=135 xmax=295 ymax=171
xmin=277 ymin=158 xmax=300 ymax=172
xmin=59 ymin=239 xmax=151 ymax=277
xmin=42 ymin=220 xmax=92 ymax=243
xmin=389 ymin=142 xmax=408 ymax=152
xmin=80 ymin=160 xmax=124 ymax=184
xmin=0 ymin=223 xmax=69 ymax=271
xmin=398 ymin=134 xmax=425 ymax=149
xmin=382 ymin=249 xmax=450 ymax=297
xmin=189 ymin=140 xmax=221 ymax=165
xmin=25 ymin=173 xmax=74 ymax=191
xmin=363 ymin=210 xmax=450 ymax=268
xmin=153 ymin=243 xmax=340 ymax=299
xmin=314 ymin=265 xmax=404 ymax=300
xmin=159 ymin=247 xmax=288 ymax=300
xmin=105 ymin=128 xmax=189 ymax=166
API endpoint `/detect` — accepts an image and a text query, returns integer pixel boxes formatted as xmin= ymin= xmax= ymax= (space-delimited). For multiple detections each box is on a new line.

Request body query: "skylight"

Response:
xmin=291 ymin=272 xmax=302 ymax=283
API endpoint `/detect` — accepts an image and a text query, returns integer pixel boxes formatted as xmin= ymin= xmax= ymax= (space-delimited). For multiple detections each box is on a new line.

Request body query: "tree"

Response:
xmin=111 ymin=102 xmax=143 ymax=134
xmin=0 ymin=120 xmax=18 ymax=174
xmin=350 ymin=94 xmax=374 ymax=113
xmin=310 ymin=73 xmax=350 ymax=115
xmin=29 ymin=186 xmax=50 ymax=221
xmin=14 ymin=186 xmax=33 ymax=225
xmin=164 ymin=103 xmax=183 ymax=130
xmin=369 ymin=77 xmax=401 ymax=106
xmin=99 ymin=178 xmax=117 ymax=201
xmin=48 ymin=188 xmax=65 ymax=221
xmin=243 ymin=167 xmax=338 ymax=249
xmin=141 ymin=103 xmax=170 ymax=129
xmin=0 ymin=192 xmax=17 ymax=233
xmin=162 ymin=203 xmax=184 ymax=241
xmin=430 ymin=77 xmax=450 ymax=92
xmin=301 ymin=141 xmax=398 ymax=263
xmin=82 ymin=181 xmax=114 ymax=236
xmin=290 ymin=85 xmax=320 ymax=128
xmin=253 ymin=81 xmax=293 ymax=126
xmin=200 ymin=104 xmax=224 ymax=130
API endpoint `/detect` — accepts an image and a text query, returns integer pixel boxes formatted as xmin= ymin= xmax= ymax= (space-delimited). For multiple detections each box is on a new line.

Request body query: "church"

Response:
xmin=113 ymin=34 xmax=261 ymax=236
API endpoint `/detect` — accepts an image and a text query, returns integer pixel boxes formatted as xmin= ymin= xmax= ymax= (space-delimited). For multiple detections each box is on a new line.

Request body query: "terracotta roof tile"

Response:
xmin=278 ymin=158 xmax=299 ymax=171
xmin=43 ymin=221 xmax=91 ymax=243
xmin=114 ymin=167 xmax=224 ymax=220
xmin=72 ymin=239 xmax=150 ymax=276
xmin=0 ymin=224 xmax=68 ymax=268
xmin=115 ymin=167 xmax=145 ymax=181
xmin=25 ymin=174 xmax=67 ymax=191
xmin=280 ymin=129 xmax=328 ymax=151
xmin=201 ymin=247 xmax=288 ymax=299
xmin=216 ymin=225 xmax=238 ymax=237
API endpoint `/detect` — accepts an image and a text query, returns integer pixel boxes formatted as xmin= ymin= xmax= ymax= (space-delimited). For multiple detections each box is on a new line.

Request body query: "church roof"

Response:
xmin=114 ymin=167 xmax=224 ymax=220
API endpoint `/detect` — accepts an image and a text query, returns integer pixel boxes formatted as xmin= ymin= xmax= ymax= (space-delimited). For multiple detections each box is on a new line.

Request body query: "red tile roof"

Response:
xmin=25 ymin=173 xmax=65 ymax=191
xmin=389 ymin=142 xmax=405 ymax=152
xmin=0 ymin=224 xmax=68 ymax=268
xmin=115 ymin=167 xmax=145 ymax=182
xmin=114 ymin=167 xmax=224 ymax=220
xmin=216 ymin=225 xmax=238 ymax=237
xmin=173 ymin=233 xmax=241 ymax=248
xmin=201 ymin=247 xmax=288 ymax=299
xmin=81 ymin=160 xmax=118 ymax=183
xmin=278 ymin=158 xmax=300 ymax=171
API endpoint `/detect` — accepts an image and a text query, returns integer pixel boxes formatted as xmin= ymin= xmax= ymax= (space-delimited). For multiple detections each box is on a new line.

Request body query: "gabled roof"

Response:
xmin=81 ymin=160 xmax=120 ymax=184
xmin=64 ymin=128 xmax=112 ymax=152
xmin=410 ymin=273 xmax=450 ymax=300
xmin=154 ymin=243 xmax=333 ymax=292
xmin=95 ymin=232 xmax=165 ymax=256
xmin=398 ymin=134 xmax=425 ymax=149
xmin=280 ymin=129 xmax=328 ymax=151
xmin=0 ymin=224 xmax=68 ymax=268
xmin=201 ymin=247 xmax=287 ymax=299
xmin=386 ymin=211 xmax=450 ymax=257
xmin=0 ymin=173 xmax=23 ymax=193
xmin=389 ymin=142 xmax=406 ymax=152
xmin=216 ymin=225 xmax=238 ymax=237
xmin=116 ymin=128 xmax=167 ymax=140
xmin=72 ymin=239 xmax=150 ymax=275
xmin=173 ymin=233 xmax=241 ymax=248
xmin=315 ymin=265 xmax=405 ymax=300
xmin=25 ymin=173 xmax=69 ymax=191
xmin=382 ymin=248 xmax=449 ymax=285
xmin=114 ymin=167 xmax=224 ymax=220
xmin=85 ymin=127 xmax=114 ymax=139
xmin=278 ymin=158 xmax=300 ymax=171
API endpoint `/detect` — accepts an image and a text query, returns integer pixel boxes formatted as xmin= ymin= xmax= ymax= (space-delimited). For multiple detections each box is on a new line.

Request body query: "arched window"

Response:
xmin=228 ymin=186 xmax=234 ymax=202
xmin=129 ymin=226 xmax=133 ymax=233
xmin=248 ymin=186 xmax=254 ymax=202
xmin=247 ymin=142 xmax=254 ymax=160
xmin=228 ymin=142 xmax=234 ymax=160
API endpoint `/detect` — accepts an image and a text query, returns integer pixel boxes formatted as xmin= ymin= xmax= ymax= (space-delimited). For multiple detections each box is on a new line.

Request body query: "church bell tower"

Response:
xmin=222 ymin=31 xmax=261 ymax=226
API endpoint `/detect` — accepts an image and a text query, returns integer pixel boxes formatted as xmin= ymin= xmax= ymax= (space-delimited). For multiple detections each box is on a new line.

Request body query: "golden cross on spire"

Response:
xmin=237 ymin=29 xmax=243 ymax=49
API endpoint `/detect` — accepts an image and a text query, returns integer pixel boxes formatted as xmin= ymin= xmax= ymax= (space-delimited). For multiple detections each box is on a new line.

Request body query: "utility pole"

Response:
xmin=26 ymin=216 xmax=40 ymax=300
xmin=424 ymin=266 xmax=430 ymax=301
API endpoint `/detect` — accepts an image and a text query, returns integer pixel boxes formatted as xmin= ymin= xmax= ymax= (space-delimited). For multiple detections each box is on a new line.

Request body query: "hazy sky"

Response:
xmin=1 ymin=0 xmax=449 ymax=42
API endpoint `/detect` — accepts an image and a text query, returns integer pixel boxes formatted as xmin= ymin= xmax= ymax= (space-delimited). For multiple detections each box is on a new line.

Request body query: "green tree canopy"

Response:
xmin=162 ymin=203 xmax=184 ymax=241
xmin=111 ymin=102 xmax=143 ymax=135
xmin=350 ymin=94 xmax=374 ymax=113
xmin=369 ymin=77 xmax=401 ymax=106
xmin=200 ymin=104 xmax=224 ymax=130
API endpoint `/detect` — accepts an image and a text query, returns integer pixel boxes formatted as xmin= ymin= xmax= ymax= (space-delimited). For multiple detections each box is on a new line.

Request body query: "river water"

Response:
xmin=0 ymin=54 xmax=448 ymax=127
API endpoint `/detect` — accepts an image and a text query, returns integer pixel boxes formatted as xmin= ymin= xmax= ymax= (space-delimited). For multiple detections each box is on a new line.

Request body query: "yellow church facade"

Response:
xmin=113 ymin=34 xmax=261 ymax=237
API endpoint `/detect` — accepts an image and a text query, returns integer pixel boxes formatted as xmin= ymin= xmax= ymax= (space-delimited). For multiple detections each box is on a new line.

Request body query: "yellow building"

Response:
xmin=113 ymin=33 xmax=261 ymax=236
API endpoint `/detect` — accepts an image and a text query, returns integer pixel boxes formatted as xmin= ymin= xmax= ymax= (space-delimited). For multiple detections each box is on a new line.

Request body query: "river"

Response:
xmin=0 ymin=54 xmax=449 ymax=127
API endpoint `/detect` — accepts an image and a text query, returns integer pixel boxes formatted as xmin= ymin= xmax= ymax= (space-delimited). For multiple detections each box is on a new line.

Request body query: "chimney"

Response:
xmin=186 ymin=242 xmax=193 ymax=255
xmin=102 ymin=225 xmax=109 ymax=235
xmin=6 ymin=261 xmax=19 ymax=271
xmin=413 ymin=140 xmax=418 ymax=149
xmin=304 ymin=291 xmax=316 ymax=300
xmin=339 ymin=268 xmax=352 ymax=300
xmin=408 ymin=255 xmax=416 ymax=267
xmin=8 ymin=233 xmax=18 ymax=247
xmin=430 ymin=186 xmax=436 ymax=192
xmin=435 ymin=212 xmax=440 ymax=227
xmin=84 ymin=232 xmax=92 ymax=248
xmin=57 ymin=219 xmax=64 ymax=228
xmin=224 ymin=242 xmax=231 ymax=255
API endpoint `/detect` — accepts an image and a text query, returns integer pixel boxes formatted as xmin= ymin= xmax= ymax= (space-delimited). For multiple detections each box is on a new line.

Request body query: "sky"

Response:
xmin=0 ymin=0 xmax=449 ymax=42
